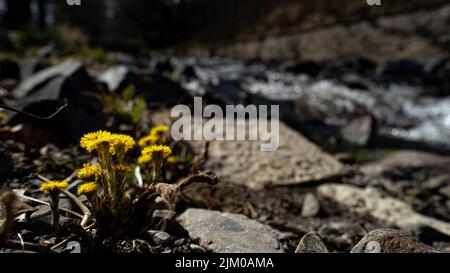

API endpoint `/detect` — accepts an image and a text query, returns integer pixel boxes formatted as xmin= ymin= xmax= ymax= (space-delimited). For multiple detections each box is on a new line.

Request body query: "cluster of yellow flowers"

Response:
xmin=80 ymin=131 xmax=135 ymax=155
xmin=38 ymin=126 xmax=180 ymax=235
xmin=75 ymin=127 xmax=173 ymax=212
xmin=77 ymin=131 xmax=137 ymax=197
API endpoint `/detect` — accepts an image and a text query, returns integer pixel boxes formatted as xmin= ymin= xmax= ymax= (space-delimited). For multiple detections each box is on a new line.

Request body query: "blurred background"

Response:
xmin=0 ymin=0 xmax=449 ymax=156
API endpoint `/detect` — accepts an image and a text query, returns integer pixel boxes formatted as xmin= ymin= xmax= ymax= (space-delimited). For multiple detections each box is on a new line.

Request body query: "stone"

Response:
xmin=351 ymin=229 xmax=438 ymax=253
xmin=191 ymin=121 xmax=344 ymax=190
xmin=65 ymin=241 xmax=81 ymax=253
xmin=317 ymin=184 xmax=450 ymax=237
xmin=361 ymin=150 xmax=450 ymax=175
xmin=295 ymin=232 xmax=328 ymax=253
xmin=189 ymin=243 xmax=206 ymax=253
xmin=7 ymin=59 xmax=104 ymax=144
xmin=178 ymin=208 xmax=283 ymax=253
xmin=301 ymin=193 xmax=320 ymax=218
xmin=96 ymin=65 xmax=140 ymax=92
xmin=19 ymin=57 xmax=50 ymax=80
xmin=317 ymin=221 xmax=366 ymax=250
xmin=340 ymin=115 xmax=373 ymax=146
xmin=147 ymin=230 xmax=173 ymax=246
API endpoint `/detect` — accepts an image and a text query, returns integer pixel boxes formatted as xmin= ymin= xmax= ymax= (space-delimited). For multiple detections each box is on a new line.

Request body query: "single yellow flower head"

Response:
xmin=109 ymin=134 xmax=135 ymax=155
xmin=80 ymin=131 xmax=113 ymax=152
xmin=77 ymin=163 xmax=102 ymax=179
xmin=40 ymin=181 xmax=68 ymax=194
xmin=137 ymin=154 xmax=152 ymax=164
xmin=138 ymin=135 xmax=159 ymax=147
xmin=113 ymin=164 xmax=132 ymax=173
xmin=167 ymin=155 xmax=181 ymax=164
xmin=150 ymin=125 xmax=169 ymax=136
xmin=77 ymin=182 xmax=98 ymax=195
xmin=141 ymin=145 xmax=172 ymax=160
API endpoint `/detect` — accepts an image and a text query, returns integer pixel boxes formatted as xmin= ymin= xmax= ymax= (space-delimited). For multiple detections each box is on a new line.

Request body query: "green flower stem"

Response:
xmin=49 ymin=192 xmax=60 ymax=233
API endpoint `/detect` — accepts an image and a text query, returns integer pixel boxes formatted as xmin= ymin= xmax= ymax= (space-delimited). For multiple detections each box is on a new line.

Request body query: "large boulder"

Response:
xmin=191 ymin=120 xmax=344 ymax=190
xmin=7 ymin=60 xmax=104 ymax=144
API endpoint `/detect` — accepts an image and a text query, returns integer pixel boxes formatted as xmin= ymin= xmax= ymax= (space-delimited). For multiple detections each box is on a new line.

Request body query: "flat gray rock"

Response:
xmin=191 ymin=120 xmax=344 ymax=190
xmin=178 ymin=208 xmax=284 ymax=253
xmin=317 ymin=184 xmax=450 ymax=237
xmin=361 ymin=150 xmax=450 ymax=175
xmin=351 ymin=228 xmax=438 ymax=253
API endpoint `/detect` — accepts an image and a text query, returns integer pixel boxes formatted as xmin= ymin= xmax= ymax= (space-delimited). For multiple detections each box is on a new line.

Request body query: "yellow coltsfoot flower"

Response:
xmin=113 ymin=164 xmax=132 ymax=174
xmin=109 ymin=134 xmax=136 ymax=155
xmin=77 ymin=163 xmax=102 ymax=179
xmin=40 ymin=181 xmax=68 ymax=194
xmin=80 ymin=130 xmax=113 ymax=153
xmin=150 ymin=125 xmax=169 ymax=136
xmin=139 ymin=145 xmax=172 ymax=164
xmin=77 ymin=182 xmax=98 ymax=195
xmin=137 ymin=154 xmax=151 ymax=164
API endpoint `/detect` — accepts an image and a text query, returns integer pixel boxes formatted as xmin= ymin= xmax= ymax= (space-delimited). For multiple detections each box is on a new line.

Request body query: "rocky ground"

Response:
xmin=1 ymin=40 xmax=450 ymax=252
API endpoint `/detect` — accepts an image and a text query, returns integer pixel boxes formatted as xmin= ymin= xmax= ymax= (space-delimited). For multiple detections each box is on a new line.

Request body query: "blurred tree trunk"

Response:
xmin=4 ymin=0 xmax=31 ymax=29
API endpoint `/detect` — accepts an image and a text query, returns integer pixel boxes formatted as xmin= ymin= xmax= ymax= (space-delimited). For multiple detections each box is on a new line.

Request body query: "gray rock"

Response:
xmin=317 ymin=184 xmax=450 ymax=237
xmin=19 ymin=57 xmax=50 ymax=80
xmin=189 ymin=243 xmax=206 ymax=253
xmin=147 ymin=230 xmax=173 ymax=246
xmin=361 ymin=150 xmax=450 ymax=176
xmin=340 ymin=115 xmax=373 ymax=146
xmin=301 ymin=193 xmax=320 ymax=218
xmin=96 ymin=65 xmax=139 ymax=92
xmin=351 ymin=229 xmax=438 ymax=253
xmin=190 ymin=121 xmax=344 ymax=190
xmin=318 ymin=221 xmax=366 ymax=250
xmin=65 ymin=241 xmax=81 ymax=253
xmin=7 ymin=59 xmax=104 ymax=143
xmin=178 ymin=208 xmax=283 ymax=253
xmin=295 ymin=232 xmax=328 ymax=253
